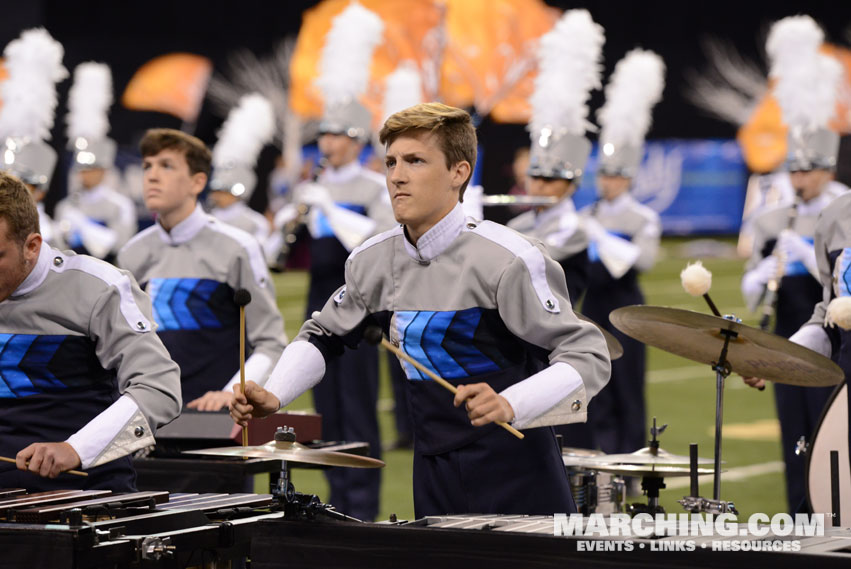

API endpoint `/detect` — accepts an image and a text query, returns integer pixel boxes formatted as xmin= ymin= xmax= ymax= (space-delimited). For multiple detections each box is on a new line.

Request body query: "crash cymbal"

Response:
xmin=610 ymin=306 xmax=843 ymax=387
xmin=575 ymin=312 xmax=624 ymax=360
xmin=573 ymin=446 xmax=716 ymax=466
xmin=587 ymin=464 xmax=716 ymax=478
xmin=184 ymin=440 xmax=385 ymax=469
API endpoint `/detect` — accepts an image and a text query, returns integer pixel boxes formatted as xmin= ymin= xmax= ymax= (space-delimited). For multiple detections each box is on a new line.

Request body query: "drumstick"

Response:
xmin=234 ymin=289 xmax=252 ymax=447
xmin=0 ymin=456 xmax=88 ymax=477
xmin=364 ymin=327 xmax=524 ymax=440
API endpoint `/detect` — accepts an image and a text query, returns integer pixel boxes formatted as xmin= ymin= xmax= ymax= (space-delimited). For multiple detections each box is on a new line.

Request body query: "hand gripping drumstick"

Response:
xmin=0 ymin=455 xmax=87 ymax=477
xmin=234 ymin=289 xmax=252 ymax=446
xmin=364 ymin=327 xmax=524 ymax=440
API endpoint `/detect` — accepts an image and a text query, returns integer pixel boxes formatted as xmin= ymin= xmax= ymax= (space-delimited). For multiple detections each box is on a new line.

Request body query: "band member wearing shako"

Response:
xmin=579 ymin=50 xmax=664 ymax=459
xmin=506 ymin=10 xmax=606 ymax=306
xmin=208 ymin=94 xmax=274 ymax=246
xmin=118 ymin=129 xmax=286 ymax=412
xmin=0 ymin=172 xmax=181 ymax=491
xmin=231 ymin=102 xmax=611 ymax=518
xmin=265 ymin=3 xmax=396 ymax=522
xmin=740 ymin=16 xmax=847 ymax=512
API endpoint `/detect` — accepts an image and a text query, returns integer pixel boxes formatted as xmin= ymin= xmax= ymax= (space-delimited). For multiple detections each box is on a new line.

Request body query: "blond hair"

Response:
xmin=0 ymin=171 xmax=39 ymax=244
xmin=379 ymin=102 xmax=477 ymax=199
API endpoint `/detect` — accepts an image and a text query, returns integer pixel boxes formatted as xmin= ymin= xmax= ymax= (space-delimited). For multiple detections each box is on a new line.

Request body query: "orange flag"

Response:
xmin=122 ymin=53 xmax=212 ymax=123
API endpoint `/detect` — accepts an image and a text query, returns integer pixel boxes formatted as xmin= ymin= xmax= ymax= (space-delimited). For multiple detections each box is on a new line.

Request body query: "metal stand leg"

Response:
xmin=713 ymin=368 xmax=725 ymax=501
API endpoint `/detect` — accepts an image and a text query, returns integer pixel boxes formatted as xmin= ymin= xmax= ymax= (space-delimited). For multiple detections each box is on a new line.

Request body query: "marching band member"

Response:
xmin=741 ymin=16 xmax=847 ymax=512
xmin=231 ymin=102 xmax=611 ymax=518
xmin=0 ymin=171 xmax=181 ymax=491
xmin=579 ymin=49 xmax=664 ymax=458
xmin=267 ymin=3 xmax=395 ymax=521
xmin=208 ymin=93 xmax=274 ymax=246
xmin=56 ymin=63 xmax=136 ymax=263
xmin=118 ymin=129 xmax=287 ymax=412
xmin=506 ymin=10 xmax=605 ymax=306
xmin=0 ymin=28 xmax=66 ymax=250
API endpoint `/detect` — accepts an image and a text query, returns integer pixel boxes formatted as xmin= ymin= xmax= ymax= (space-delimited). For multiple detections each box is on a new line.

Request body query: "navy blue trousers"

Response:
xmin=311 ymin=342 xmax=382 ymax=521
xmin=412 ymin=426 xmax=576 ymax=518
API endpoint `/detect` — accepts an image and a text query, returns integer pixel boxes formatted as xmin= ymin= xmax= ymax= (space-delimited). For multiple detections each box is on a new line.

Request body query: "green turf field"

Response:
xmin=262 ymin=236 xmax=795 ymax=522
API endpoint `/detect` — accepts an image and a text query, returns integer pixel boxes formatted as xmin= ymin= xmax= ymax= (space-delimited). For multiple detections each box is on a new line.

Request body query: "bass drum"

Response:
xmin=806 ymin=383 xmax=851 ymax=521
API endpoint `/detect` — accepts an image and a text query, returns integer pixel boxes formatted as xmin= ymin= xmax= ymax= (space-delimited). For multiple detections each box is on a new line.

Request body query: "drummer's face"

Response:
xmin=0 ymin=220 xmax=41 ymax=303
xmin=528 ymin=176 xmax=575 ymax=200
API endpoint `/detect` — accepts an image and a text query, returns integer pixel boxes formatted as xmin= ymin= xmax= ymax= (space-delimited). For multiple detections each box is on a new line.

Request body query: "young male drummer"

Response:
xmin=231 ymin=103 xmax=611 ymax=517
xmin=118 ymin=129 xmax=286 ymax=411
xmin=0 ymin=171 xmax=181 ymax=491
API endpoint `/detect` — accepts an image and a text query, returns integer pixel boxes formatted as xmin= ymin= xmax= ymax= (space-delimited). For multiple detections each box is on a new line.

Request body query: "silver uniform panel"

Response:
xmin=507 ymin=198 xmax=589 ymax=261
xmin=579 ymin=194 xmax=661 ymax=273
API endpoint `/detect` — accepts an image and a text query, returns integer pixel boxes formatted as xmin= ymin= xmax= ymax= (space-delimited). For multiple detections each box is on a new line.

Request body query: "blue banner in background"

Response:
xmin=574 ymin=139 xmax=748 ymax=235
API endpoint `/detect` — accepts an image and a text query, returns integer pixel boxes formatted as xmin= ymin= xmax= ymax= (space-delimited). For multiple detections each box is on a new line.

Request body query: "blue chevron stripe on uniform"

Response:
xmin=0 ymin=334 xmax=67 ymax=398
xmin=148 ymin=278 xmax=224 ymax=331
xmin=838 ymin=248 xmax=851 ymax=298
xmin=395 ymin=308 xmax=501 ymax=381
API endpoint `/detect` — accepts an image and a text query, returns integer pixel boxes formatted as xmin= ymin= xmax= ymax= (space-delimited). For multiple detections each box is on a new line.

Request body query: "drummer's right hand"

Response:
xmin=230 ymin=381 xmax=281 ymax=426
xmin=741 ymin=376 xmax=766 ymax=390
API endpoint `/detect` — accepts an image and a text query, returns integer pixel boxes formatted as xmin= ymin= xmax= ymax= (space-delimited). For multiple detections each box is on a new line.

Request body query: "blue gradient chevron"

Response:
xmin=148 ymin=278 xmax=223 ymax=331
xmin=395 ymin=308 xmax=500 ymax=381
xmin=0 ymin=334 xmax=67 ymax=398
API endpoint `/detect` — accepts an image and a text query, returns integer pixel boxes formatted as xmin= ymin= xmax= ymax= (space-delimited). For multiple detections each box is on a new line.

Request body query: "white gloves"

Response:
xmin=585 ymin=218 xmax=640 ymax=279
xmin=295 ymin=183 xmax=335 ymax=213
xmin=777 ymin=229 xmax=818 ymax=278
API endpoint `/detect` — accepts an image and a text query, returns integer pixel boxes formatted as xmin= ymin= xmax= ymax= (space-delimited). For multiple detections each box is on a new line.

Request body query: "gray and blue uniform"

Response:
xmin=0 ymin=243 xmax=181 ymax=491
xmin=743 ymin=191 xmax=841 ymax=511
xmin=118 ymin=204 xmax=286 ymax=403
xmin=265 ymin=203 xmax=611 ymax=517
xmin=297 ymin=161 xmax=395 ymax=522
xmin=55 ymin=184 xmax=137 ymax=261
xmin=210 ymin=201 xmax=270 ymax=246
xmin=579 ymin=193 xmax=660 ymax=456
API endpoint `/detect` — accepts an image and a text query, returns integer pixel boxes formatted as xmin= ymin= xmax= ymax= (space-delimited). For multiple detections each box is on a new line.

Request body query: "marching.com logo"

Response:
xmin=554 ymin=513 xmax=825 ymax=552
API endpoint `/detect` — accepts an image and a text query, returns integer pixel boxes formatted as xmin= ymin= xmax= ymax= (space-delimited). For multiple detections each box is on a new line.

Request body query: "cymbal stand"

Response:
xmin=711 ymin=318 xmax=738 ymax=501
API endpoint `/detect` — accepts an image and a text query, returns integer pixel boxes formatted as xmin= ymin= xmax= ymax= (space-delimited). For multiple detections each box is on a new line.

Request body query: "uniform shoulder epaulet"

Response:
xmin=205 ymin=218 xmax=269 ymax=286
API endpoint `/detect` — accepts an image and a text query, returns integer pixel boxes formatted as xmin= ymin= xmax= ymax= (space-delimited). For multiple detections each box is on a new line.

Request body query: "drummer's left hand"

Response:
xmin=17 ymin=442 xmax=81 ymax=478
xmin=187 ymin=390 xmax=233 ymax=411
xmin=454 ymin=383 xmax=515 ymax=427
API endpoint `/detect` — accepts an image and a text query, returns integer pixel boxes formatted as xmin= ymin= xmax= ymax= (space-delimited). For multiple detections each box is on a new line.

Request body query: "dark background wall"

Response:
xmin=2 ymin=0 xmax=850 ymax=208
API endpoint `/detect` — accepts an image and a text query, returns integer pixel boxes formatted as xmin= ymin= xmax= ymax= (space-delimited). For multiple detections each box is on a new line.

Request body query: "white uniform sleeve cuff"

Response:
xmin=500 ymin=361 xmax=587 ymax=429
xmin=66 ymin=395 xmax=154 ymax=469
xmin=789 ymin=324 xmax=831 ymax=358
xmin=224 ymin=352 xmax=274 ymax=392
xmin=265 ymin=340 xmax=327 ymax=408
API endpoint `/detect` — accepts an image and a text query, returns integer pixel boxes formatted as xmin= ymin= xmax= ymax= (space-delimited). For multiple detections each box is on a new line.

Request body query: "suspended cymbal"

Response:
xmin=575 ymin=312 xmax=624 ymax=360
xmin=184 ymin=440 xmax=385 ymax=469
xmin=610 ymin=306 xmax=843 ymax=387
xmin=572 ymin=446 xmax=716 ymax=467
xmin=587 ymin=464 xmax=716 ymax=478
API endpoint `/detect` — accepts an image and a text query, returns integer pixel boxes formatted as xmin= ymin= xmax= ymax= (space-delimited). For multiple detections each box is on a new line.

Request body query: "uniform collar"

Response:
xmin=212 ymin=201 xmax=247 ymax=221
xmin=535 ymin=197 xmax=576 ymax=226
xmin=78 ymin=183 xmax=109 ymax=204
xmin=403 ymin=202 xmax=466 ymax=263
xmin=598 ymin=192 xmax=632 ymax=216
xmin=796 ymin=191 xmax=833 ymax=216
xmin=156 ymin=203 xmax=209 ymax=245
xmin=320 ymin=160 xmax=362 ymax=184
xmin=11 ymin=241 xmax=52 ymax=298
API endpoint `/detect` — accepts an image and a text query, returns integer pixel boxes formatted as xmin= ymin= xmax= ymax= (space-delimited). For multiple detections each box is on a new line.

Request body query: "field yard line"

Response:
xmin=664 ymin=460 xmax=784 ymax=489
xmin=647 ymin=365 xmax=707 ymax=383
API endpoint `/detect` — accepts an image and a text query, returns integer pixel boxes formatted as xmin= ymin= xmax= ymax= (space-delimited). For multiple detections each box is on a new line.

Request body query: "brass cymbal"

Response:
xmin=571 ymin=446 xmax=716 ymax=466
xmin=609 ymin=306 xmax=843 ymax=387
xmin=575 ymin=312 xmax=624 ymax=360
xmin=184 ymin=440 xmax=385 ymax=469
xmin=586 ymin=464 xmax=716 ymax=478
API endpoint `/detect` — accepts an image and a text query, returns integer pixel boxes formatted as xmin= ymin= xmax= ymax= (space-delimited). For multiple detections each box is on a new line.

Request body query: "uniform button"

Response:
xmin=466 ymin=222 xmax=477 ymax=229
xmin=136 ymin=321 xmax=147 ymax=330
xmin=545 ymin=299 xmax=555 ymax=309
xmin=53 ymin=256 xmax=64 ymax=266
xmin=134 ymin=426 xmax=145 ymax=437
xmin=571 ymin=400 xmax=582 ymax=411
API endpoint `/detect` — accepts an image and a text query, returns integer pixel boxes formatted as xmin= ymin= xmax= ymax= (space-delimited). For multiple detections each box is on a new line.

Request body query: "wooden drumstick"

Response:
xmin=234 ymin=289 xmax=252 ymax=447
xmin=0 ymin=456 xmax=88 ymax=477
xmin=364 ymin=327 xmax=524 ymax=440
